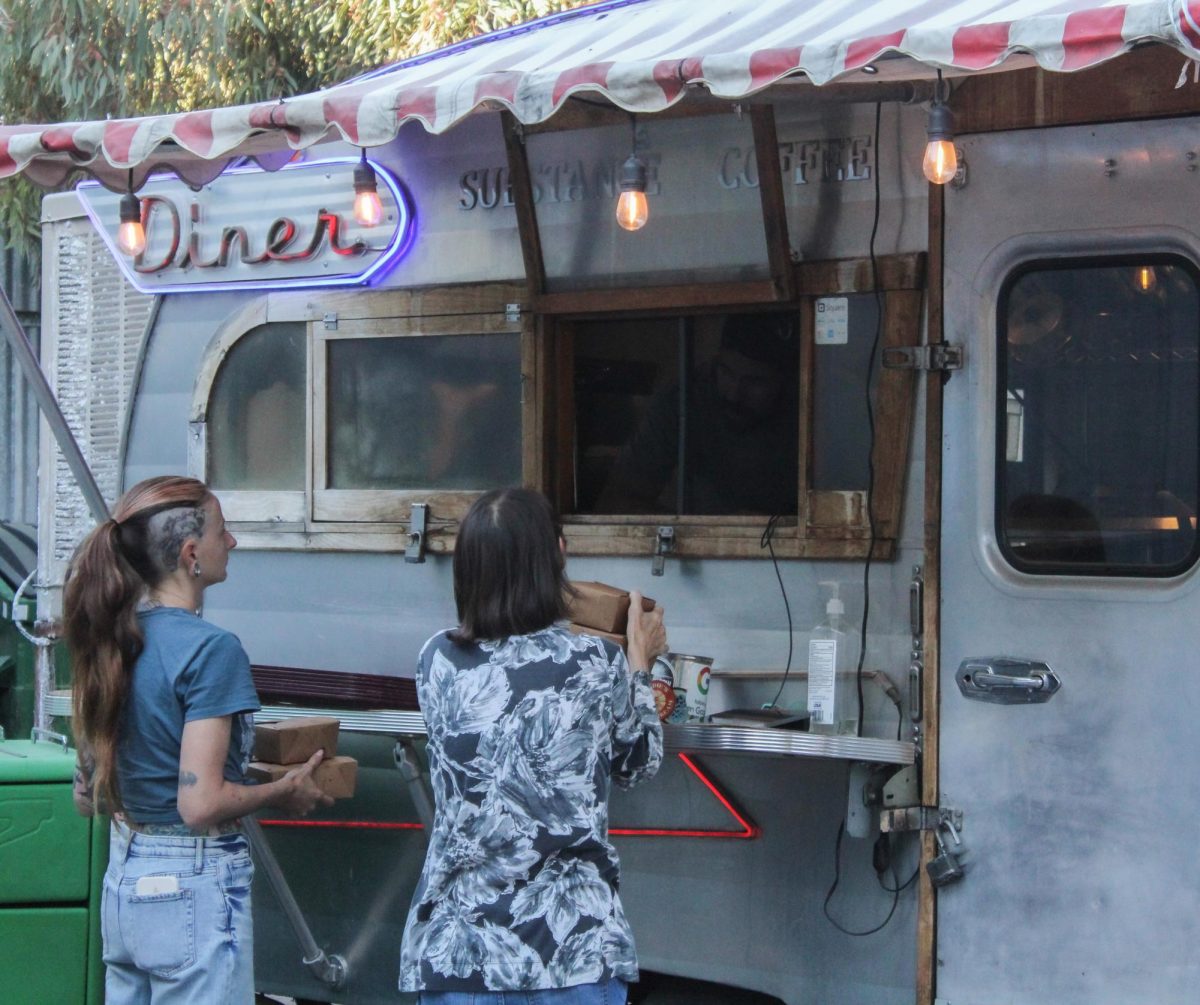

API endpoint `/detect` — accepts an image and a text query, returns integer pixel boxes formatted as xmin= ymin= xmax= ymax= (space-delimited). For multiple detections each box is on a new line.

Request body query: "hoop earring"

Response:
xmin=192 ymin=562 xmax=202 ymax=578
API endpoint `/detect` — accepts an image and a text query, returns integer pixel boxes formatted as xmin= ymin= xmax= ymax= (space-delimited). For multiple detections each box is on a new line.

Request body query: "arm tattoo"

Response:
xmin=178 ymin=770 xmax=198 ymax=787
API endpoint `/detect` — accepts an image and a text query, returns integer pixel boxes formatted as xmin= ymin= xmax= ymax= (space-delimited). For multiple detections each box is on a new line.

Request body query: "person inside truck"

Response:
xmin=595 ymin=310 xmax=800 ymax=515
xmin=65 ymin=475 xmax=331 ymax=1004
xmin=400 ymin=487 xmax=666 ymax=1004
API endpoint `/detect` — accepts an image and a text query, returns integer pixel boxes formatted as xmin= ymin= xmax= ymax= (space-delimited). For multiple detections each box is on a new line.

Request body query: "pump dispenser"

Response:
xmin=806 ymin=581 xmax=859 ymax=735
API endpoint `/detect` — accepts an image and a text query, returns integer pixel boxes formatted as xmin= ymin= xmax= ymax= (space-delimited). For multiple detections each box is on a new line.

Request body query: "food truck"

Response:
xmin=3 ymin=2 xmax=1200 ymax=1003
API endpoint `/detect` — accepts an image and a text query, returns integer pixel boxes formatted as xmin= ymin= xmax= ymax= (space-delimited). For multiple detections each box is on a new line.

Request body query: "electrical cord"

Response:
xmin=824 ymin=101 xmax=913 ymax=940
xmin=760 ymin=514 xmax=794 ymax=710
xmin=855 ymin=98 xmax=884 ymax=740
xmin=822 ymin=820 xmax=905 ymax=937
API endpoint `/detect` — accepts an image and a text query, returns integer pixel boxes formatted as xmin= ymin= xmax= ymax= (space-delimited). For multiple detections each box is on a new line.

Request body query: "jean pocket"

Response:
xmin=124 ymin=887 xmax=196 ymax=977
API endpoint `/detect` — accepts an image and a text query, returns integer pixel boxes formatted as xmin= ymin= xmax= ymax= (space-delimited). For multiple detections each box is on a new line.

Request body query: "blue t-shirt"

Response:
xmin=117 ymin=607 xmax=261 ymax=826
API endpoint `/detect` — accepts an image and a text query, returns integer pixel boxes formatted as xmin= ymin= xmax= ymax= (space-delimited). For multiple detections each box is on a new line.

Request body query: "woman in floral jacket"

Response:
xmin=400 ymin=488 xmax=666 ymax=1005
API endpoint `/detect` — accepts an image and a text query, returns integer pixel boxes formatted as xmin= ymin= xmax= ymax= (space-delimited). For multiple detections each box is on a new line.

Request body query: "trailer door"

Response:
xmin=936 ymin=118 xmax=1200 ymax=1005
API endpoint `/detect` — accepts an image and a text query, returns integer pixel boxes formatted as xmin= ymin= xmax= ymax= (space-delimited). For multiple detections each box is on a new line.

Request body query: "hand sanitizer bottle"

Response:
xmin=807 ymin=581 xmax=859 ymax=735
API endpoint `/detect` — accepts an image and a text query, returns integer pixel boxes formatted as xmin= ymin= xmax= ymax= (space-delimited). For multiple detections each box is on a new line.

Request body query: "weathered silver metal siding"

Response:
xmin=0 ymin=246 xmax=39 ymax=524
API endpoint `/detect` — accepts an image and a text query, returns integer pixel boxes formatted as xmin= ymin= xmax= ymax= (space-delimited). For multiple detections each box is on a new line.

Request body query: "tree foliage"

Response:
xmin=0 ymin=0 xmax=588 ymax=263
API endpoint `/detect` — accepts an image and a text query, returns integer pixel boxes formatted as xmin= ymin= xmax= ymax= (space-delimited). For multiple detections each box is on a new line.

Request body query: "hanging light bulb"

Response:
xmin=353 ymin=148 xmax=384 ymax=227
xmin=616 ymin=153 xmax=649 ymax=231
xmin=923 ymin=72 xmax=958 ymax=186
xmin=1134 ymin=264 xmax=1157 ymax=293
xmin=115 ymin=181 xmax=146 ymax=258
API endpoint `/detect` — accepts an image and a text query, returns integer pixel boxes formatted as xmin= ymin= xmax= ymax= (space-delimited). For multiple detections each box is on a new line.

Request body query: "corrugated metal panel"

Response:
xmin=39 ymin=217 xmax=154 ymax=580
xmin=0 ymin=246 xmax=39 ymax=524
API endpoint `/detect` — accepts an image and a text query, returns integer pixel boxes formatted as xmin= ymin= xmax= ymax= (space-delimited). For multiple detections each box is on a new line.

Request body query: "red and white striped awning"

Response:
xmin=4 ymin=0 xmax=1200 ymax=190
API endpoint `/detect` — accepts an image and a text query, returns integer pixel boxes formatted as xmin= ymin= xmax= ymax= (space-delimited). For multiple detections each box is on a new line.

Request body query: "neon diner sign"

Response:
xmin=77 ymin=157 xmax=414 ymax=294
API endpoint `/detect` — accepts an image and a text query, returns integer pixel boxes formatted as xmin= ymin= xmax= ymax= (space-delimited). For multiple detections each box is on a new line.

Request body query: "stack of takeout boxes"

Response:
xmin=566 ymin=581 xmax=653 ymax=653
xmin=248 ymin=716 xmax=357 ymax=799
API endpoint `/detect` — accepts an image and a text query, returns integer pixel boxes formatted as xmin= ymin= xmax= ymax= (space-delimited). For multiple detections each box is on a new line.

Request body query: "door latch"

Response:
xmin=405 ymin=503 xmax=428 ymax=564
xmin=957 ymin=657 xmax=1061 ymax=704
xmin=652 ymin=526 xmax=675 ymax=576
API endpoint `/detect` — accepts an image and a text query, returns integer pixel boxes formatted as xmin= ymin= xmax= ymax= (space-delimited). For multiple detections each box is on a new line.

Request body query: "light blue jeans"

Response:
xmin=419 ymin=978 xmax=628 ymax=1005
xmin=102 ymin=822 xmax=256 ymax=1004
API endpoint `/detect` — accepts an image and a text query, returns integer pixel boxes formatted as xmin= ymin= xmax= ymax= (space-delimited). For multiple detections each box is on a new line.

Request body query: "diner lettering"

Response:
xmin=133 ymin=196 xmax=369 ymax=275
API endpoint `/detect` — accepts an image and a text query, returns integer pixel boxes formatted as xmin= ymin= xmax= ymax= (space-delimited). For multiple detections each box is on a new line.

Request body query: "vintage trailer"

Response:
xmin=4 ymin=3 xmax=1200 ymax=1004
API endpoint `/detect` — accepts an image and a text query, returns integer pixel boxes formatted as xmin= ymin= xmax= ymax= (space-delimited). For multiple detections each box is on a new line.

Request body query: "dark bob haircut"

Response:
xmin=450 ymin=488 xmax=571 ymax=644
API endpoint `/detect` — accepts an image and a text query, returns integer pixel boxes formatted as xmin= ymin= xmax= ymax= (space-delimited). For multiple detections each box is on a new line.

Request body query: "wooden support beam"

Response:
xmin=501 ymin=113 xmax=546 ymax=298
xmin=750 ymin=104 xmax=795 ymax=301
xmin=916 ymin=180 xmax=945 ymax=1005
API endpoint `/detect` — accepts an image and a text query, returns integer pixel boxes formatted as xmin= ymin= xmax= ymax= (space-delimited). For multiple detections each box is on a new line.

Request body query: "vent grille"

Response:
xmin=47 ymin=221 xmax=153 ymax=567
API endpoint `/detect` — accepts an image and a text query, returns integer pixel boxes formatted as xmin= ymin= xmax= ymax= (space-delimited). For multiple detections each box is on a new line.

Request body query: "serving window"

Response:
xmin=997 ymin=256 xmax=1200 ymax=576
xmin=544 ymin=254 xmax=924 ymax=560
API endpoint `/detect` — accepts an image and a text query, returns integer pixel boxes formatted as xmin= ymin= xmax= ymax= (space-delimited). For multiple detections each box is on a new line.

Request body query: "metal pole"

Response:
xmin=242 ymin=818 xmax=348 ymax=987
xmin=0 ymin=279 xmax=110 ymax=523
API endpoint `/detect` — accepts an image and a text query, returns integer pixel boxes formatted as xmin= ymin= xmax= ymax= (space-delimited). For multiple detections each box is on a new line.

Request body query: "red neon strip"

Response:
xmin=259 ymin=754 xmax=758 ymax=840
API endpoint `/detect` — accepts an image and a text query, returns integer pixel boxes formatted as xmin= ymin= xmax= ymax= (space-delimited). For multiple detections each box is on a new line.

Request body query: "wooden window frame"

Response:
xmin=535 ymin=253 xmax=925 ymax=560
xmin=193 ymin=281 xmax=532 ymax=553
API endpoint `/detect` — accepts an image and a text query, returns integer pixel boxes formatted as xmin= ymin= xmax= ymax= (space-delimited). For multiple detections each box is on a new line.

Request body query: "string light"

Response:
xmin=616 ymin=117 xmax=648 ymax=231
xmin=923 ymin=70 xmax=958 ymax=186
xmin=115 ymin=172 xmax=146 ymax=257
xmin=353 ymin=148 xmax=384 ymax=227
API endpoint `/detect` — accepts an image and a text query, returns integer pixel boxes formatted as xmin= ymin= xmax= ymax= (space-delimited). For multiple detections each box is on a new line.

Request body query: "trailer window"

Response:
xmin=545 ymin=254 xmax=924 ymax=559
xmin=324 ymin=334 xmax=521 ymax=492
xmin=208 ymin=322 xmax=305 ymax=491
xmin=997 ymin=258 xmax=1200 ymax=576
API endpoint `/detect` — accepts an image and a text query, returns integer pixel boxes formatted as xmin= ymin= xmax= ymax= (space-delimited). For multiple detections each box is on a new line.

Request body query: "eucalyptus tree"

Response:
xmin=0 ymin=0 xmax=584 ymax=262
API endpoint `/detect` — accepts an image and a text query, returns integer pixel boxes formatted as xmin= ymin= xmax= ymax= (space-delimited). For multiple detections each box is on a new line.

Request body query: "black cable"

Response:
xmin=822 ymin=820 xmax=903 ymax=937
xmin=855 ymin=99 xmax=884 ymax=739
xmin=761 ymin=514 xmax=793 ymax=709
xmin=822 ymin=101 xmax=909 ymax=942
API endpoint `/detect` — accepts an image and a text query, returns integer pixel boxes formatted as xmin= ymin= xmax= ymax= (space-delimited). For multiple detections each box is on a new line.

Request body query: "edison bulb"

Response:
xmin=354 ymin=188 xmax=384 ymax=227
xmin=616 ymin=189 xmax=648 ymax=231
xmin=1135 ymin=265 xmax=1157 ymax=293
xmin=923 ymin=139 xmax=958 ymax=185
xmin=116 ymin=218 xmax=146 ymax=257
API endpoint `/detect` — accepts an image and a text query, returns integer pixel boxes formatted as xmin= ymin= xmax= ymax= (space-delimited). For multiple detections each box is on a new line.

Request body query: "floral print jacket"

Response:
xmin=399 ymin=624 xmax=663 ymax=992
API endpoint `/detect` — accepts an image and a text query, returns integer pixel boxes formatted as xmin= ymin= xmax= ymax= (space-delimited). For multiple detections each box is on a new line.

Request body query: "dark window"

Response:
xmin=997 ymin=258 xmax=1200 ymax=576
xmin=574 ymin=312 xmax=800 ymax=516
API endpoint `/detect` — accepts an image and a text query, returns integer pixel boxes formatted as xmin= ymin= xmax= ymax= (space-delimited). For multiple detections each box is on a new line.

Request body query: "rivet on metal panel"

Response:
xmin=323 ymin=312 xmax=338 ymax=330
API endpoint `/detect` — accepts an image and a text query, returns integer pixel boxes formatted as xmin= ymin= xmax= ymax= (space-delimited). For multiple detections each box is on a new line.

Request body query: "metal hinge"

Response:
xmin=323 ymin=312 xmax=338 ymax=331
xmin=880 ymin=804 xmax=963 ymax=835
xmin=882 ymin=343 xmax=963 ymax=373
xmin=505 ymin=303 xmax=522 ymax=323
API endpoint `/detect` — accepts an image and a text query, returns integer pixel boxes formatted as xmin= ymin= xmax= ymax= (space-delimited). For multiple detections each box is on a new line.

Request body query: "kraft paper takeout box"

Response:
xmin=248 ymin=755 xmax=358 ymax=799
xmin=253 ymin=716 xmax=339 ymax=765
xmin=567 ymin=581 xmax=655 ymax=635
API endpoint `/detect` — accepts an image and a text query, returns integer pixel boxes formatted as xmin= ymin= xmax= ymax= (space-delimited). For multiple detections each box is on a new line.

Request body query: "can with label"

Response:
xmin=670 ymin=653 xmax=713 ymax=722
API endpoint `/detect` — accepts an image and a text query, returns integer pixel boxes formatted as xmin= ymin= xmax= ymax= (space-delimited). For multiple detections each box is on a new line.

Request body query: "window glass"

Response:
xmin=811 ymin=293 xmax=881 ymax=491
xmin=998 ymin=259 xmax=1200 ymax=575
xmin=326 ymin=333 xmax=521 ymax=490
xmin=576 ymin=312 xmax=800 ymax=516
xmin=208 ymin=322 xmax=305 ymax=490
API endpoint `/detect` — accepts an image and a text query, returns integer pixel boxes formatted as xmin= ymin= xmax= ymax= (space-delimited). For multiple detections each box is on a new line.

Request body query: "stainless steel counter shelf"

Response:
xmin=258 ymin=705 xmax=915 ymax=766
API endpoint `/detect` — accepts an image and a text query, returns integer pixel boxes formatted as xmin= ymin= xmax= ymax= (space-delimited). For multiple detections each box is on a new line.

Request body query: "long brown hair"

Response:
xmin=64 ymin=476 xmax=212 ymax=814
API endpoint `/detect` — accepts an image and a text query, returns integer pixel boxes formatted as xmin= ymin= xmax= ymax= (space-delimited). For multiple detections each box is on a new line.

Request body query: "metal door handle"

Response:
xmin=957 ymin=658 xmax=1061 ymax=704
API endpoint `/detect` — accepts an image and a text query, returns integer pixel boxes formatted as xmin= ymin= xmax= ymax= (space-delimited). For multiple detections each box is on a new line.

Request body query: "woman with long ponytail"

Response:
xmin=65 ymin=476 xmax=330 ymax=1003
